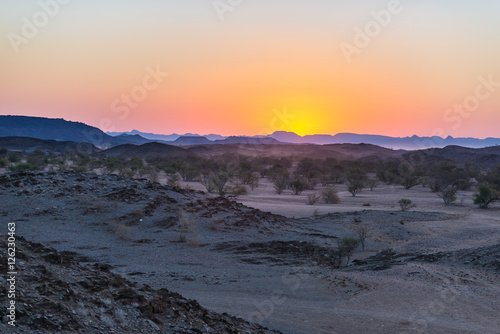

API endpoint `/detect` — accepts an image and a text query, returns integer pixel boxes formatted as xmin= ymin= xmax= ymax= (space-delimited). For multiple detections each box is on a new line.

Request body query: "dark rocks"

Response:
xmin=0 ymin=236 xmax=281 ymax=334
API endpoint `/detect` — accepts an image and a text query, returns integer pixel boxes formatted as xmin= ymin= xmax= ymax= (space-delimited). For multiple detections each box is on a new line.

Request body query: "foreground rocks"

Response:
xmin=0 ymin=236 xmax=281 ymax=334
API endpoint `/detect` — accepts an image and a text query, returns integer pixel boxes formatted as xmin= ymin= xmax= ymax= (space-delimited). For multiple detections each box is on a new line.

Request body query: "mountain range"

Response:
xmin=110 ymin=129 xmax=500 ymax=149
xmin=1 ymin=115 xmax=499 ymax=150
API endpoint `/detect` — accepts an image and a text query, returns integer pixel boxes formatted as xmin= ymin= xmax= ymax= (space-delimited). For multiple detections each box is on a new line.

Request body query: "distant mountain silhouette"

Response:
xmin=413 ymin=145 xmax=500 ymax=169
xmin=107 ymin=130 xmax=226 ymax=142
xmin=114 ymin=134 xmax=154 ymax=145
xmin=0 ymin=116 xmax=125 ymax=148
xmin=99 ymin=142 xmax=191 ymax=158
xmin=268 ymin=131 xmax=500 ymax=149
xmin=2 ymin=116 xmax=498 ymax=150
xmin=0 ymin=137 xmax=100 ymax=154
xmin=172 ymin=136 xmax=212 ymax=146
xmin=214 ymin=136 xmax=282 ymax=145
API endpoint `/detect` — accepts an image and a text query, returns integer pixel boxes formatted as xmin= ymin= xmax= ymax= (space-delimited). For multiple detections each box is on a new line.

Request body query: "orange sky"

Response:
xmin=1 ymin=1 xmax=499 ymax=137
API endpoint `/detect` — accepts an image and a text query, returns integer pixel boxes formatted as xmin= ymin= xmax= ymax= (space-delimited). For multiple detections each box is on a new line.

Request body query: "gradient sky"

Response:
xmin=1 ymin=0 xmax=500 ymax=137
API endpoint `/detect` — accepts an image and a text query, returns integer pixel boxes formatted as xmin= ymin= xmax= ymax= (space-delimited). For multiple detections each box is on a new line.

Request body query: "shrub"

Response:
xmin=273 ymin=176 xmax=289 ymax=194
xmin=322 ymin=186 xmax=340 ymax=204
xmin=290 ymin=178 xmax=306 ymax=195
xmin=0 ymin=148 xmax=7 ymax=157
xmin=201 ymin=171 xmax=231 ymax=196
xmin=0 ymin=159 xmax=6 ymax=168
xmin=306 ymin=193 xmax=321 ymax=205
xmin=70 ymin=166 xmax=88 ymax=173
xmin=167 ymin=174 xmax=180 ymax=188
xmin=473 ymin=185 xmax=499 ymax=209
xmin=400 ymin=175 xmax=421 ymax=189
xmin=177 ymin=211 xmax=198 ymax=244
xmin=346 ymin=169 xmax=367 ymax=197
xmin=367 ymin=179 xmax=379 ymax=191
xmin=7 ymin=152 xmax=22 ymax=163
xmin=398 ymin=198 xmax=415 ymax=211
xmin=227 ymin=185 xmax=248 ymax=198
xmin=362 ymin=203 xmax=371 ymax=207
xmin=9 ymin=163 xmax=38 ymax=172
xmin=438 ymin=186 xmax=457 ymax=205
xmin=336 ymin=237 xmax=360 ymax=266
xmin=354 ymin=226 xmax=370 ymax=251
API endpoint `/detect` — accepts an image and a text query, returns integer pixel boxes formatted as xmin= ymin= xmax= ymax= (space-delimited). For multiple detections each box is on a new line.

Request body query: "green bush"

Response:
xmin=290 ymin=178 xmax=306 ymax=195
xmin=473 ymin=185 xmax=499 ymax=209
xmin=438 ymin=187 xmax=457 ymax=205
xmin=7 ymin=152 xmax=22 ymax=163
xmin=9 ymin=163 xmax=38 ymax=172
xmin=398 ymin=198 xmax=415 ymax=211
xmin=70 ymin=166 xmax=88 ymax=173
xmin=337 ymin=237 xmax=361 ymax=266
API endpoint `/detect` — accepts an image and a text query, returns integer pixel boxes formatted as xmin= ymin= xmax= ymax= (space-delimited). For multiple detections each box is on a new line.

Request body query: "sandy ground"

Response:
xmin=3 ymin=172 xmax=499 ymax=334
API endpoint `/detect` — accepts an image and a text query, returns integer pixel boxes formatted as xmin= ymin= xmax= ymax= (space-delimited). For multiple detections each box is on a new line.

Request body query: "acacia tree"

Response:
xmin=211 ymin=171 xmax=231 ymax=196
xmin=438 ymin=186 xmax=458 ymax=205
xmin=290 ymin=178 xmax=307 ymax=195
xmin=354 ymin=226 xmax=370 ymax=251
xmin=473 ymin=185 xmax=499 ymax=209
xmin=346 ymin=169 xmax=367 ymax=197
xmin=273 ymin=176 xmax=289 ymax=194
xmin=336 ymin=237 xmax=360 ymax=267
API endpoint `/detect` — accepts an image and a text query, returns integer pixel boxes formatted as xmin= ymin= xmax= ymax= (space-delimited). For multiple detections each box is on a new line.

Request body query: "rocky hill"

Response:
xmin=0 ymin=116 xmax=125 ymax=149
xmin=0 ymin=236 xmax=280 ymax=334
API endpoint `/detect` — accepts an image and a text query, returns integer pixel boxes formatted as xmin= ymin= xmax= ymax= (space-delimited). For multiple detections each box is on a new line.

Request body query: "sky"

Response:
xmin=1 ymin=0 xmax=500 ymax=138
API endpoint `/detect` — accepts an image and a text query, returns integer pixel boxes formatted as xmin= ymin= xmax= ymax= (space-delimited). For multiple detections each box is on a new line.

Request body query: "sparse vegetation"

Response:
xmin=438 ymin=186 xmax=458 ymax=205
xmin=167 ymin=173 xmax=181 ymax=188
xmin=398 ymin=198 xmax=415 ymax=211
xmin=473 ymin=185 xmax=499 ymax=209
xmin=367 ymin=178 xmax=379 ymax=191
xmin=177 ymin=210 xmax=198 ymax=244
xmin=273 ymin=176 xmax=289 ymax=194
xmin=336 ymin=237 xmax=360 ymax=266
xmin=7 ymin=152 xmax=22 ymax=163
xmin=290 ymin=178 xmax=307 ymax=195
xmin=346 ymin=169 xmax=367 ymax=197
xmin=227 ymin=185 xmax=249 ymax=198
xmin=321 ymin=186 xmax=340 ymax=204
xmin=354 ymin=226 xmax=370 ymax=251
xmin=306 ymin=193 xmax=321 ymax=205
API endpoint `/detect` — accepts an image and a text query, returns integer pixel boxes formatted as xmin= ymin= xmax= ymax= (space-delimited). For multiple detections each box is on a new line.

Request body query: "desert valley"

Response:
xmin=0 ymin=117 xmax=499 ymax=333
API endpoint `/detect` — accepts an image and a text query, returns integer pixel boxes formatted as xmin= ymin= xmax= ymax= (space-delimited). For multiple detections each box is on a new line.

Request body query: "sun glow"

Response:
xmin=278 ymin=96 xmax=336 ymax=136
